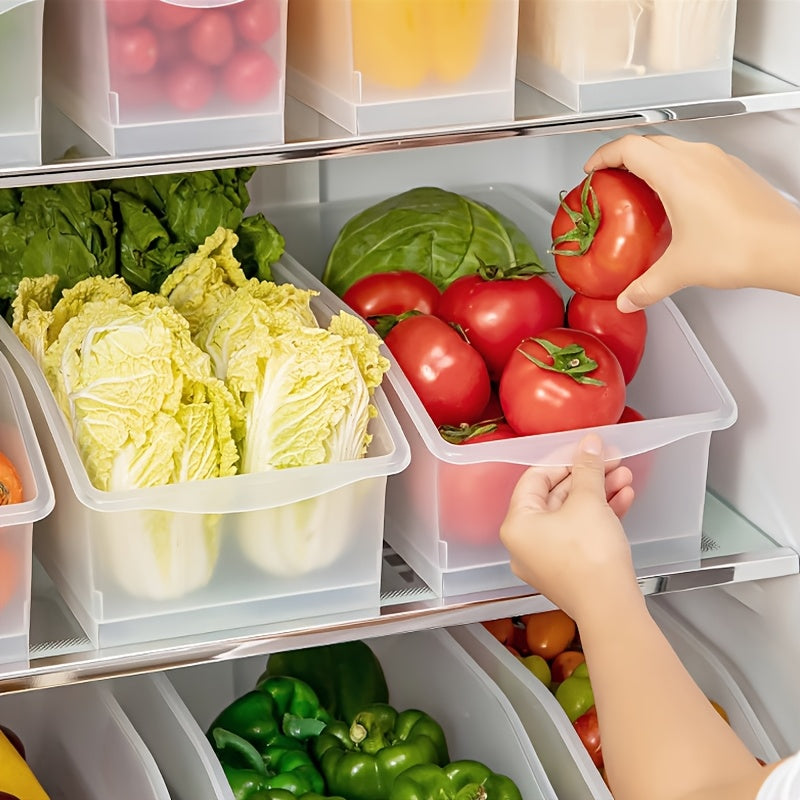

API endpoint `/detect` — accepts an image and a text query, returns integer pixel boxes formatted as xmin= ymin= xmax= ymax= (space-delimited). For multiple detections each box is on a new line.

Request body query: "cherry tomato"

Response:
xmin=551 ymin=168 xmax=671 ymax=299
xmin=525 ymin=609 xmax=576 ymax=660
xmin=566 ymin=293 xmax=647 ymax=384
xmin=165 ymin=60 xmax=215 ymax=111
xmin=342 ymin=271 xmax=440 ymax=318
xmin=233 ymin=0 xmax=282 ymax=44
xmin=109 ymin=25 xmax=159 ymax=77
xmin=223 ymin=49 xmax=279 ymax=104
xmin=113 ymin=72 xmax=165 ymax=109
xmin=155 ymin=27 xmax=189 ymax=69
xmin=105 ymin=0 xmax=149 ymax=27
xmin=550 ymin=650 xmax=586 ymax=684
xmin=437 ymin=270 xmax=565 ymax=381
xmin=499 ymin=327 xmax=626 ymax=436
xmin=188 ymin=10 xmax=235 ymax=66
xmin=436 ymin=421 xmax=524 ymax=546
xmin=482 ymin=617 xmax=514 ymax=645
xmin=149 ymin=1 xmax=200 ymax=30
xmin=574 ymin=706 xmax=603 ymax=768
xmin=384 ymin=313 xmax=491 ymax=428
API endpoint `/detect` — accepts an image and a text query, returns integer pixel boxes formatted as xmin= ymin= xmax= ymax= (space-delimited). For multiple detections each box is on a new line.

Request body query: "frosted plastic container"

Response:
xmin=0 ymin=680 xmax=171 ymax=800
xmin=0 ymin=0 xmax=43 ymax=166
xmin=286 ymin=0 xmax=518 ymax=134
xmin=165 ymin=628 xmax=559 ymax=800
xmin=42 ymin=0 xmax=287 ymax=157
xmin=517 ymin=0 xmax=737 ymax=111
xmin=735 ymin=1 xmax=800 ymax=85
xmin=270 ymin=185 xmax=738 ymax=596
xmin=0 ymin=255 xmax=410 ymax=648
xmin=0 ymin=350 xmax=53 ymax=666
xmin=450 ymin=606 xmax=780 ymax=800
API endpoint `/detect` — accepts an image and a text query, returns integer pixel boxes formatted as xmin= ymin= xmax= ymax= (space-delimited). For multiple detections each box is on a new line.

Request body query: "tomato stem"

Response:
xmin=439 ymin=420 xmax=502 ymax=443
xmin=521 ymin=338 xmax=605 ymax=385
xmin=370 ymin=310 xmax=421 ymax=338
xmin=475 ymin=257 xmax=548 ymax=280
xmin=549 ymin=171 xmax=601 ymax=257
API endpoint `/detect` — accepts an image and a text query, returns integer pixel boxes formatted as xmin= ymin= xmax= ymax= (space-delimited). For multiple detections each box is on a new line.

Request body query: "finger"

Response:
xmin=608 ymin=485 xmax=636 ymax=519
xmin=507 ymin=463 xmax=571 ymax=514
xmin=604 ymin=465 xmax=633 ymax=500
xmin=566 ymin=434 xmax=608 ymax=502
xmin=583 ymin=134 xmax=668 ymax=184
xmin=616 ymin=250 xmax=689 ymax=312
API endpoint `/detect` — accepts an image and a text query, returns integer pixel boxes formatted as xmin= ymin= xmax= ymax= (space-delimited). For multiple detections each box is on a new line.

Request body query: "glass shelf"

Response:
xmin=1 ymin=61 xmax=799 ymax=189
xmin=0 ymin=491 xmax=794 ymax=695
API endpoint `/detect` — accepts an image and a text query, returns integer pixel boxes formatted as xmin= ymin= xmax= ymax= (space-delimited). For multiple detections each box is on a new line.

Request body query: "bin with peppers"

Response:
xmin=200 ymin=635 xmax=540 ymax=800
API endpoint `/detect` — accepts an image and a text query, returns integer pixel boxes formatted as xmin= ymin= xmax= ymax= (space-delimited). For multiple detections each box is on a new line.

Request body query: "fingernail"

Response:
xmin=616 ymin=295 xmax=641 ymax=314
xmin=580 ymin=434 xmax=603 ymax=455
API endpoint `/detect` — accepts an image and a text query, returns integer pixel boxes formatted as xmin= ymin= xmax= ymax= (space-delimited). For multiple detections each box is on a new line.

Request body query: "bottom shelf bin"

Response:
xmin=449 ymin=603 xmax=781 ymax=800
xmin=160 ymin=629 xmax=559 ymax=799
xmin=0 ymin=681 xmax=170 ymax=800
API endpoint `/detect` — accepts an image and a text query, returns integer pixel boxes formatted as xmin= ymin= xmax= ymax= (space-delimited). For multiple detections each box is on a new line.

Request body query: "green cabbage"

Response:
xmin=322 ymin=186 xmax=541 ymax=296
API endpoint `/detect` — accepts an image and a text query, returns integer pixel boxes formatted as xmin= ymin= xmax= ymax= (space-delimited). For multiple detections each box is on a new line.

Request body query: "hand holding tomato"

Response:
xmin=551 ymin=168 xmax=671 ymax=300
xmin=583 ymin=135 xmax=800 ymax=311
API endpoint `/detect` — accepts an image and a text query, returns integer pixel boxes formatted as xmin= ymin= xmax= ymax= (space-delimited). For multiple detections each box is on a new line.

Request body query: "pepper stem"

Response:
xmin=549 ymin=171 xmax=601 ymax=257
xmin=455 ymin=783 xmax=488 ymax=800
xmin=282 ymin=714 xmax=327 ymax=740
xmin=520 ymin=338 xmax=606 ymax=386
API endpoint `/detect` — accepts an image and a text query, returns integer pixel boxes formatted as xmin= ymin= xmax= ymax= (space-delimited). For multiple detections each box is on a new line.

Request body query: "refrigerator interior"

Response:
xmin=245 ymin=107 xmax=800 ymax=756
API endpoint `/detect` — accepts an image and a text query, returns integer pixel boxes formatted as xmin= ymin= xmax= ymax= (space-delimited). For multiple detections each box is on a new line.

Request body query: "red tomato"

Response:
xmin=479 ymin=390 xmax=504 ymax=421
xmin=165 ymin=60 xmax=215 ymax=111
xmin=550 ymin=650 xmax=586 ymax=684
xmin=149 ymin=1 xmax=200 ymax=30
xmin=618 ymin=405 xmax=644 ymax=424
xmin=342 ymin=271 xmax=440 ymax=318
xmin=525 ymin=610 xmax=576 ymax=660
xmin=108 ymin=25 xmax=159 ymax=77
xmin=384 ymin=314 xmax=491 ymax=428
xmin=105 ymin=0 xmax=149 ymax=27
xmin=233 ymin=0 xmax=282 ymax=43
xmin=437 ymin=421 xmax=524 ymax=546
xmin=188 ymin=11 xmax=235 ymax=66
xmin=223 ymin=49 xmax=278 ymax=104
xmin=566 ymin=293 xmax=647 ymax=384
xmin=551 ymin=168 xmax=671 ymax=300
xmin=574 ymin=706 xmax=603 ymax=769
xmin=499 ymin=328 xmax=626 ymax=436
xmin=437 ymin=271 xmax=565 ymax=381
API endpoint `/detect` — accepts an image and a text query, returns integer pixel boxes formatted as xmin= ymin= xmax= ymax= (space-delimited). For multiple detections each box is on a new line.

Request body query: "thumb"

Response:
xmin=567 ymin=435 xmax=608 ymax=502
xmin=616 ymin=252 xmax=681 ymax=313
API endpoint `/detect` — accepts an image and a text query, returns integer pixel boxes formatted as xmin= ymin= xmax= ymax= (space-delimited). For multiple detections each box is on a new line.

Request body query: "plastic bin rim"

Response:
xmin=0 ymin=0 xmax=39 ymax=14
xmin=0 ymin=311 xmax=410 ymax=516
xmin=0 ymin=349 xmax=54 ymax=526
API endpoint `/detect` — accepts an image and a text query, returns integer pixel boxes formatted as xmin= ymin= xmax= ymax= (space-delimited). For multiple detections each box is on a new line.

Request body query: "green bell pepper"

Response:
xmin=263 ymin=641 xmax=389 ymax=722
xmin=253 ymin=793 xmax=347 ymax=800
xmin=211 ymin=728 xmax=327 ymax=800
xmin=313 ymin=703 xmax=451 ymax=800
xmin=388 ymin=761 xmax=523 ymax=800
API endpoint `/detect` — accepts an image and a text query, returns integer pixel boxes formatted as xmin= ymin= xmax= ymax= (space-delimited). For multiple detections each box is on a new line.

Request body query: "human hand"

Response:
xmin=499 ymin=434 xmax=638 ymax=624
xmin=584 ymin=134 xmax=800 ymax=312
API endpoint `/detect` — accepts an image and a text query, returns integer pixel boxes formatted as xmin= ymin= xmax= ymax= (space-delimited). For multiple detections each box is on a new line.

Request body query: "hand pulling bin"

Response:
xmin=0 ymin=256 xmax=410 ymax=649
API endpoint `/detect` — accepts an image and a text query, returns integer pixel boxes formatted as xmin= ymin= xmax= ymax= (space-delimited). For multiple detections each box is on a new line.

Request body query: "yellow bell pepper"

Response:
xmin=0 ymin=728 xmax=50 ymax=800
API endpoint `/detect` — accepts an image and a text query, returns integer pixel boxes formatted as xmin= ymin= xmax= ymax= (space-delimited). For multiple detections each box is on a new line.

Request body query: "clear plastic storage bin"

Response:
xmin=0 ymin=256 xmax=410 ymax=648
xmin=164 ymin=628 xmax=558 ymax=800
xmin=517 ymin=0 xmax=737 ymax=111
xmin=735 ymin=0 xmax=800 ymax=86
xmin=286 ymin=0 xmax=518 ymax=134
xmin=0 ymin=680 xmax=171 ymax=800
xmin=450 ymin=603 xmax=780 ymax=800
xmin=42 ymin=0 xmax=287 ymax=157
xmin=0 ymin=351 xmax=53 ymax=667
xmin=0 ymin=0 xmax=43 ymax=166
xmin=269 ymin=185 xmax=737 ymax=596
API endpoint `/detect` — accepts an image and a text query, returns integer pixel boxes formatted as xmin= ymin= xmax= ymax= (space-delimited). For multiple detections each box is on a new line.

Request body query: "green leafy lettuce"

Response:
xmin=322 ymin=186 xmax=541 ymax=296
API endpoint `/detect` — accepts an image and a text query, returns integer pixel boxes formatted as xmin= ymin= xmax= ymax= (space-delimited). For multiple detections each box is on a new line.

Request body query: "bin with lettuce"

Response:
xmin=11 ymin=227 xmax=389 ymax=599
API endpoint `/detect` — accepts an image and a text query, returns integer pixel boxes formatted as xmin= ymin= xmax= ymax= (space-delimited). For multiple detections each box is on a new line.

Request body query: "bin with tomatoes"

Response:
xmin=43 ymin=0 xmax=287 ymax=156
xmin=284 ymin=179 xmax=736 ymax=596
xmin=456 ymin=604 xmax=779 ymax=798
